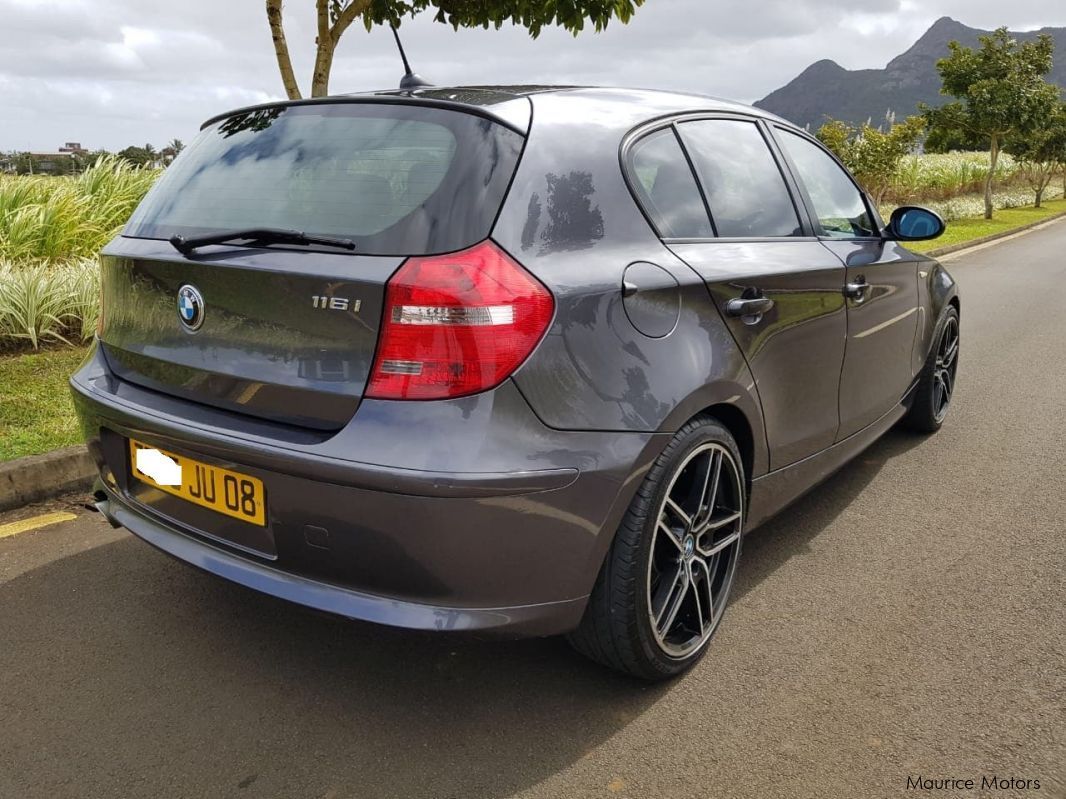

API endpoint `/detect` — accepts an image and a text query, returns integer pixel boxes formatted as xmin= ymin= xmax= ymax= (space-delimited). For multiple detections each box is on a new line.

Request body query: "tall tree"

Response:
xmin=265 ymin=0 xmax=645 ymax=100
xmin=924 ymin=28 xmax=1058 ymax=219
xmin=1006 ymin=102 xmax=1066 ymax=207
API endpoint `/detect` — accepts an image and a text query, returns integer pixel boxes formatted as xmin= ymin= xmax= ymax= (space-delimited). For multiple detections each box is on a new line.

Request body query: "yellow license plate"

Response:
xmin=129 ymin=439 xmax=266 ymax=527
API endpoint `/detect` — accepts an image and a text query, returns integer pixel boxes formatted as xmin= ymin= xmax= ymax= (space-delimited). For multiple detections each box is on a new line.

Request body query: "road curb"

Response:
xmin=0 ymin=446 xmax=95 ymax=512
xmin=925 ymin=210 xmax=1066 ymax=257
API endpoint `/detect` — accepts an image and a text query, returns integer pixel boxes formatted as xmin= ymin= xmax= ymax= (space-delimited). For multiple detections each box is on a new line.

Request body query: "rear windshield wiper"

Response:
xmin=169 ymin=228 xmax=357 ymax=255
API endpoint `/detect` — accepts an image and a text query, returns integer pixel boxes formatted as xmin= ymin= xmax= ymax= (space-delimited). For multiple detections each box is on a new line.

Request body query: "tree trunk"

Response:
xmin=265 ymin=0 xmax=302 ymax=100
xmin=309 ymin=0 xmax=373 ymax=97
xmin=1035 ymin=187 xmax=1044 ymax=208
xmin=310 ymin=0 xmax=332 ymax=97
xmin=310 ymin=45 xmax=335 ymax=97
xmin=984 ymin=135 xmax=999 ymax=220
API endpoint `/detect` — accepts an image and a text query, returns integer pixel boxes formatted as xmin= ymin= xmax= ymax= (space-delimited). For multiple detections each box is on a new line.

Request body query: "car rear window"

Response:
xmin=124 ymin=103 xmax=524 ymax=256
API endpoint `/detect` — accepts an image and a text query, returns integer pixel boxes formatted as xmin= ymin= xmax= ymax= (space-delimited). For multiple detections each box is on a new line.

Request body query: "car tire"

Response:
xmin=903 ymin=305 xmax=960 ymax=434
xmin=568 ymin=416 xmax=745 ymax=681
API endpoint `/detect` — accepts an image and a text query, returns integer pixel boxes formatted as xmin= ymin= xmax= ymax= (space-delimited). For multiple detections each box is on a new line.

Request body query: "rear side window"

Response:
xmin=677 ymin=119 xmax=803 ymax=238
xmin=628 ymin=129 xmax=713 ymax=239
xmin=124 ymin=103 xmax=524 ymax=255
xmin=776 ymin=129 xmax=877 ymax=239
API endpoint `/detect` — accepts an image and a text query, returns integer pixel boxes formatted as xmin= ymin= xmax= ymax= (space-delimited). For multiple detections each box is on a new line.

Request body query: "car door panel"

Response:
xmin=671 ymin=241 xmax=846 ymax=469
xmin=821 ymin=240 xmax=921 ymax=439
xmin=664 ymin=117 xmax=850 ymax=471
xmin=772 ymin=126 xmax=922 ymax=444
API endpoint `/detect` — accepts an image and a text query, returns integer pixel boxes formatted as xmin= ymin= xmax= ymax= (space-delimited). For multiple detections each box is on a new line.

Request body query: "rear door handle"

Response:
xmin=725 ymin=297 xmax=774 ymax=318
xmin=843 ymin=279 xmax=869 ymax=300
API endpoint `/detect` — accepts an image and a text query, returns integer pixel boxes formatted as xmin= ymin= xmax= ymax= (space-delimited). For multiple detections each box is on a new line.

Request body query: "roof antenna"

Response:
xmin=390 ymin=22 xmax=433 ymax=91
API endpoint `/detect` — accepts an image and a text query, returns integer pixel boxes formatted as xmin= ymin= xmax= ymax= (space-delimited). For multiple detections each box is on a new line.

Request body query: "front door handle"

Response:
xmin=843 ymin=279 xmax=869 ymax=300
xmin=725 ymin=296 xmax=775 ymax=318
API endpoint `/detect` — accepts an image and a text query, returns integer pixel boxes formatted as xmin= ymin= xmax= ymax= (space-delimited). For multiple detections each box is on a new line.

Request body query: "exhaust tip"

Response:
xmin=92 ymin=493 xmax=123 ymax=529
xmin=95 ymin=501 xmax=123 ymax=529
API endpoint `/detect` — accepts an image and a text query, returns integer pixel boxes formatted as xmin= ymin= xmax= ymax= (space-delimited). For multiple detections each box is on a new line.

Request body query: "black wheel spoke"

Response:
xmin=941 ymin=336 xmax=958 ymax=368
xmin=941 ymin=369 xmax=953 ymax=401
xmin=692 ymin=451 xmax=722 ymax=531
xmin=690 ymin=557 xmax=715 ymax=636
xmin=663 ymin=497 xmax=691 ymax=531
xmin=653 ymin=562 xmax=689 ymax=635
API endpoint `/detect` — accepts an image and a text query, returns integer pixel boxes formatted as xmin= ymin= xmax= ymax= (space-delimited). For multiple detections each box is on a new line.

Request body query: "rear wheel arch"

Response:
xmin=574 ymin=389 xmax=765 ymax=605
xmin=569 ymin=413 xmax=747 ymax=679
xmin=656 ymin=382 xmax=768 ymax=481
xmin=698 ymin=403 xmax=754 ymax=502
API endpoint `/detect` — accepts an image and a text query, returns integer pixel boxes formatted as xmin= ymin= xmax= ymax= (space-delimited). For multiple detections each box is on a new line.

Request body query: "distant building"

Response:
xmin=0 ymin=141 xmax=86 ymax=174
xmin=34 ymin=153 xmax=76 ymax=173
xmin=0 ymin=152 xmax=77 ymax=174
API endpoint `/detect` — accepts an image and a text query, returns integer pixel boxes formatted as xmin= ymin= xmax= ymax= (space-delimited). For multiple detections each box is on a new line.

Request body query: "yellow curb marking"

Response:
xmin=0 ymin=511 xmax=78 ymax=539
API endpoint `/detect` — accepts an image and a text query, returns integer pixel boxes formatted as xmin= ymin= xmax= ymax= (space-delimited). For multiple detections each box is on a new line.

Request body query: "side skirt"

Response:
xmin=745 ymin=395 xmax=912 ymax=532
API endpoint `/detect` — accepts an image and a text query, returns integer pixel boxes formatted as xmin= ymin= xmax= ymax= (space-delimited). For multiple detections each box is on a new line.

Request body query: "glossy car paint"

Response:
xmin=826 ymin=238 xmax=921 ymax=440
xmin=98 ymin=239 xmax=397 ymax=429
xmin=73 ymin=86 xmax=956 ymax=637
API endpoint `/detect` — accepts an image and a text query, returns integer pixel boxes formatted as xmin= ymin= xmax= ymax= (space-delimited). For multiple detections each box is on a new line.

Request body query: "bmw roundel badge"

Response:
xmin=177 ymin=284 xmax=205 ymax=331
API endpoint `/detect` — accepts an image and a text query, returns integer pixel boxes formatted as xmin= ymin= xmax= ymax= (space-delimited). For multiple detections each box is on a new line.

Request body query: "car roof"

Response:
xmin=374 ymin=84 xmax=793 ymax=127
xmin=201 ymin=85 xmax=796 ymax=138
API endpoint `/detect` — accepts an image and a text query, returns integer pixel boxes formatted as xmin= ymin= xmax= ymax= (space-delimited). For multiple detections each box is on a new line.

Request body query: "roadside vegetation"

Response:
xmin=0 ymin=346 xmax=88 ymax=460
xmin=906 ymin=198 xmax=1066 ymax=252
xmin=0 ymin=157 xmax=155 ymax=355
xmin=0 ymin=157 xmax=154 ymax=461
xmin=819 ymin=27 xmax=1066 ymax=227
xmin=0 ymin=156 xmax=158 ymax=262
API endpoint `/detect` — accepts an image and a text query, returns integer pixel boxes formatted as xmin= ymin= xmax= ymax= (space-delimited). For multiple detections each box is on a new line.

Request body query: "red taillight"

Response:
xmin=366 ymin=240 xmax=554 ymax=400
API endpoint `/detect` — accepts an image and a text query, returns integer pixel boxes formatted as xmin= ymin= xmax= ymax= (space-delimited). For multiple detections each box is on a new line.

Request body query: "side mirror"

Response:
xmin=886 ymin=206 xmax=945 ymax=242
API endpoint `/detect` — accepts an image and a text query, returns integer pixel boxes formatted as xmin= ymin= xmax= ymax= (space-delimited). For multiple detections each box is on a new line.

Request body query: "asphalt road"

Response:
xmin=2 ymin=222 xmax=1064 ymax=799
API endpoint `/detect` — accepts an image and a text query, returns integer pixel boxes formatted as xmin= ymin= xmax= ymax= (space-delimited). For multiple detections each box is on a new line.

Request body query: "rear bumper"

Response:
xmin=71 ymin=343 xmax=665 ymax=636
xmin=94 ymin=487 xmax=587 ymax=636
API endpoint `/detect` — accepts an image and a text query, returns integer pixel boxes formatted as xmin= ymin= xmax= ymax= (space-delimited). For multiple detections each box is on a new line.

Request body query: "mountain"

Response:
xmin=755 ymin=17 xmax=1066 ymax=130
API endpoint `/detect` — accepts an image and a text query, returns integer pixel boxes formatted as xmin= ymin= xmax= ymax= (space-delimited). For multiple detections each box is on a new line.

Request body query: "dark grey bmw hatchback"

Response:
xmin=72 ymin=86 xmax=959 ymax=679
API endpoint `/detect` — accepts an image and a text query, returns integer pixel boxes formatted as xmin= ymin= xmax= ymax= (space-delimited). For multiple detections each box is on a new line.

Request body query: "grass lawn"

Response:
xmin=909 ymin=198 xmax=1066 ymax=253
xmin=0 ymin=346 xmax=89 ymax=461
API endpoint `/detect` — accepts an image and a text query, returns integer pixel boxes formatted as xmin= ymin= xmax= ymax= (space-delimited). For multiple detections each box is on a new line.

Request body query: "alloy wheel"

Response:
xmin=647 ymin=442 xmax=743 ymax=659
xmin=933 ymin=316 xmax=959 ymax=422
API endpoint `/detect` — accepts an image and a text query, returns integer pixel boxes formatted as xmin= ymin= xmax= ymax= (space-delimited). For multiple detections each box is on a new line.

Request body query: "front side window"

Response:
xmin=777 ymin=129 xmax=877 ymax=239
xmin=677 ymin=119 xmax=803 ymax=238
xmin=628 ymin=129 xmax=713 ymax=239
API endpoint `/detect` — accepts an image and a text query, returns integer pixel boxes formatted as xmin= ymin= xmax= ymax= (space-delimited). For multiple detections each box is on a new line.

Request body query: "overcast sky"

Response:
xmin=1 ymin=0 xmax=1063 ymax=151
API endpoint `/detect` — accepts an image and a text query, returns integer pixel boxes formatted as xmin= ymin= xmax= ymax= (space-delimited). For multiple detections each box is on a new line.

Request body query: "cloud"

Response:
xmin=0 ymin=0 xmax=1062 ymax=150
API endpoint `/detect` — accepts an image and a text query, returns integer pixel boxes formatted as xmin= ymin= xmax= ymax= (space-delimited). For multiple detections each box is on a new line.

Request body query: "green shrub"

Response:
xmin=0 ymin=259 xmax=99 ymax=350
xmin=817 ymin=115 xmax=926 ymax=205
xmin=0 ymin=156 xmax=158 ymax=264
